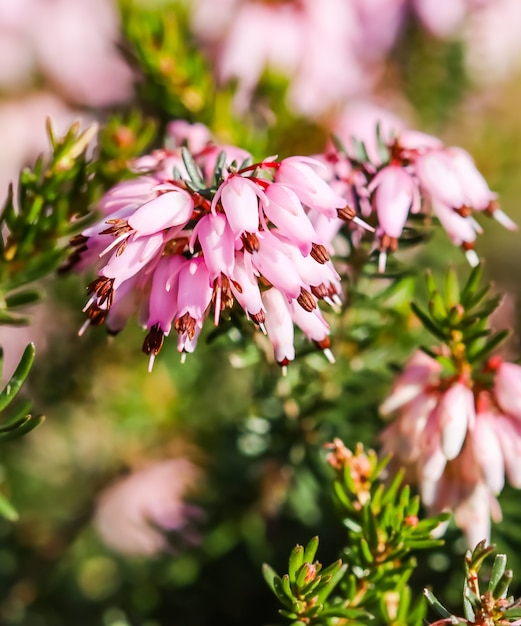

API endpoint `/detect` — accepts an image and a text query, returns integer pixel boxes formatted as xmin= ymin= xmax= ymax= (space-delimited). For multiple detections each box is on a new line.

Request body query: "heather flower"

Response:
xmin=316 ymin=118 xmax=515 ymax=270
xmin=368 ymin=165 xmax=420 ymax=271
xmin=380 ymin=351 xmax=521 ymax=544
xmin=67 ymin=125 xmax=357 ymax=369
xmin=94 ymin=459 xmax=202 ymax=556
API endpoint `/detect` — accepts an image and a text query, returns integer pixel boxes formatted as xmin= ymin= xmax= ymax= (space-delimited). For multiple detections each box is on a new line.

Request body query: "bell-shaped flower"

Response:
xmin=262 ymin=288 xmax=295 ymax=368
xmin=431 ymin=200 xmax=480 ymax=266
xmin=212 ymin=174 xmax=265 ymax=238
xmin=175 ymin=258 xmax=213 ymax=329
xmin=102 ymin=232 xmax=165 ymax=289
xmin=447 ymin=147 xmax=496 ymax=211
xmin=380 ymin=350 xmax=442 ymax=416
xmin=493 ymin=414 xmax=521 ymax=489
xmin=415 ymin=148 xmax=467 ymax=209
xmin=494 ymin=361 xmax=521 ymax=420
xmin=190 ymin=213 xmax=235 ymax=281
xmin=147 ymin=255 xmax=186 ymax=334
xmin=472 ymin=411 xmax=505 ymax=494
xmin=97 ymin=176 xmax=161 ymax=215
xmin=229 ymin=251 xmax=265 ymax=322
xmin=263 ymin=183 xmax=319 ymax=255
xmin=252 ymin=232 xmax=304 ymax=301
xmin=438 ymin=381 xmax=475 ymax=461
xmin=275 ymin=156 xmax=346 ymax=217
xmin=369 ymin=165 xmax=420 ymax=239
xmin=128 ymin=188 xmax=194 ymax=237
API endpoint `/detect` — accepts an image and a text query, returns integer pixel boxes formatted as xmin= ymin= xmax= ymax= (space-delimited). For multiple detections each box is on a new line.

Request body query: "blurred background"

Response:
xmin=1 ymin=1 xmax=521 ymax=625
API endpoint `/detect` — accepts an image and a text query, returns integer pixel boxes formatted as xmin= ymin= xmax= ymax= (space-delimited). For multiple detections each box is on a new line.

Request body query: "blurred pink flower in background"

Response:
xmin=94 ymin=459 xmax=203 ymax=556
xmin=380 ymin=352 xmax=521 ymax=546
xmin=0 ymin=0 xmax=132 ymax=105
xmin=0 ymin=0 xmax=132 ymax=199
xmin=464 ymin=0 xmax=521 ymax=86
xmin=189 ymin=0 xmax=494 ymax=117
xmin=0 ymin=93 xmax=81 ymax=198
xmin=191 ymin=0 xmax=376 ymax=116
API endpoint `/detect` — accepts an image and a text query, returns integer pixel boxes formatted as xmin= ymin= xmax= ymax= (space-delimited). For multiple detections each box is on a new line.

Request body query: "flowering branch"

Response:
xmin=425 ymin=541 xmax=521 ymax=625
xmin=265 ymin=440 xmax=448 ymax=625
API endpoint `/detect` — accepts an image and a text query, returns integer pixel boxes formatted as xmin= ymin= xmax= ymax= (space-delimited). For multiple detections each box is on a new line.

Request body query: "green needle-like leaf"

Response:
xmin=0 ymin=343 xmax=35 ymax=411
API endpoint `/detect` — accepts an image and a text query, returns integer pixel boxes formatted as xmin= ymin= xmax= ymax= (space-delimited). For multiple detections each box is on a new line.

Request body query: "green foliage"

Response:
xmin=263 ymin=536 xmax=370 ymax=626
xmin=412 ymin=265 xmax=509 ymax=373
xmin=425 ymin=541 xmax=521 ymax=624
xmin=265 ymin=442 xmax=449 ymax=625
xmin=0 ymin=343 xmax=44 ymax=520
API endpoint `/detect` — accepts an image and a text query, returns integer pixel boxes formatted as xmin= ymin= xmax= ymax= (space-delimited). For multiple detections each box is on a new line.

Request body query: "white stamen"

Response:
xmin=148 ymin=354 xmax=156 ymax=373
xmin=468 ymin=216 xmax=484 ymax=234
xmin=493 ymin=208 xmax=518 ymax=232
xmin=259 ymin=322 xmax=267 ymax=335
xmin=324 ymin=296 xmax=341 ymax=312
xmin=378 ymin=251 xmax=387 ymax=273
xmin=323 ymin=348 xmax=336 ymax=364
xmin=465 ymin=248 xmax=480 ymax=267
xmin=353 ymin=216 xmax=375 ymax=233
xmin=99 ymin=231 xmax=131 ymax=258
xmin=214 ymin=286 xmax=222 ymax=326
xmin=180 ymin=352 xmax=187 ymax=364
xmin=78 ymin=319 xmax=90 ymax=337
xmin=82 ymin=295 xmax=96 ymax=313
xmin=281 ymin=365 xmax=288 ymax=377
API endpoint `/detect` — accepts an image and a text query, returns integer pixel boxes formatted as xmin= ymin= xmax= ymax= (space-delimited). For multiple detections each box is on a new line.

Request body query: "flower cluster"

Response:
xmin=318 ymin=126 xmax=516 ymax=271
xmin=94 ymin=458 xmax=202 ymax=556
xmin=68 ymin=122 xmax=365 ymax=370
xmin=190 ymin=0 xmax=493 ymax=116
xmin=380 ymin=351 xmax=521 ymax=546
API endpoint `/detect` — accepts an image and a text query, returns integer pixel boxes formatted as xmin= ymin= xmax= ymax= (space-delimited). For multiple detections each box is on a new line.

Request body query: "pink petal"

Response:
xmin=128 ymin=190 xmax=194 ymax=235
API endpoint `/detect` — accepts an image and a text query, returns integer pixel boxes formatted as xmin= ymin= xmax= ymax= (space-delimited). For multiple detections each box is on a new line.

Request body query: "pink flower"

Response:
xmin=166 ymin=120 xmax=212 ymax=153
xmin=370 ymin=166 xmax=419 ymax=238
xmin=263 ymin=183 xmax=319 ymax=256
xmin=262 ymin=288 xmax=295 ymax=370
xmin=380 ymin=351 xmax=521 ymax=544
xmin=315 ymin=121 xmax=515 ymax=269
xmin=494 ymin=361 xmax=521 ymax=420
xmin=69 ymin=127 xmax=342 ymax=368
xmin=94 ymin=459 xmax=202 ymax=556
xmin=275 ymin=157 xmax=346 ymax=217
xmin=212 ymin=174 xmax=265 ymax=238
xmin=369 ymin=165 xmax=420 ymax=271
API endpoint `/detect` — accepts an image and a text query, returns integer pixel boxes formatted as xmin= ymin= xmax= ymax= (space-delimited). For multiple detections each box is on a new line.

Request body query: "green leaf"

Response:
xmin=288 ymin=545 xmax=304 ymax=583
xmin=460 ymin=264 xmax=484 ymax=306
xmin=181 ymin=146 xmax=205 ymax=190
xmin=467 ymin=329 xmax=510 ymax=363
xmin=444 ymin=266 xmax=460 ymax=307
xmin=315 ymin=563 xmax=348 ymax=603
xmin=211 ymin=150 xmax=227 ymax=187
xmin=424 ymin=588 xmax=451 ymax=618
xmin=273 ymin=576 xmax=294 ymax=609
xmin=4 ymin=288 xmax=43 ymax=309
xmin=303 ymin=536 xmax=319 ymax=564
xmin=262 ymin=563 xmax=279 ymax=594
xmin=410 ymin=302 xmax=447 ymax=341
xmin=359 ymin=537 xmax=374 ymax=564
xmin=0 ymin=414 xmax=44 ymax=442
xmin=0 ymin=343 xmax=35 ymax=411
xmin=491 ymin=570 xmax=513 ymax=600
xmin=488 ymin=553 xmax=507 ymax=594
